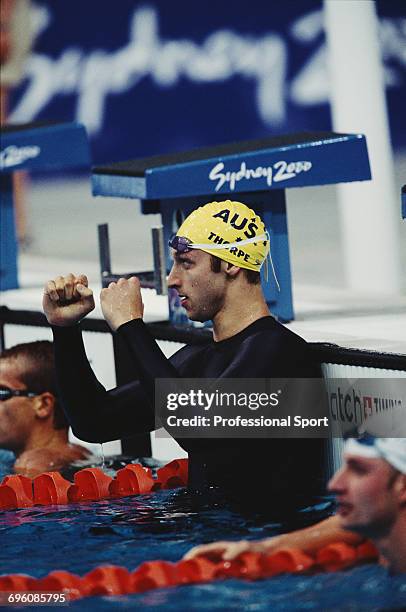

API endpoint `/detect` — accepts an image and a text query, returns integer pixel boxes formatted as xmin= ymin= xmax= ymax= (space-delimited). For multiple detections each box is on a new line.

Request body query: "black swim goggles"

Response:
xmin=168 ymin=235 xmax=194 ymax=254
xmin=0 ymin=386 xmax=38 ymax=401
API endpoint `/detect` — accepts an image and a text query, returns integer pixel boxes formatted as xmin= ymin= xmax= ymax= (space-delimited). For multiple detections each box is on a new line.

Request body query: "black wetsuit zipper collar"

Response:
xmin=212 ymin=315 xmax=275 ymax=347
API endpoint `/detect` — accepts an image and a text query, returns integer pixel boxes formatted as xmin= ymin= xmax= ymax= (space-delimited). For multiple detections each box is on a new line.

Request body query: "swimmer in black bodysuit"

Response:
xmin=43 ymin=201 xmax=326 ymax=508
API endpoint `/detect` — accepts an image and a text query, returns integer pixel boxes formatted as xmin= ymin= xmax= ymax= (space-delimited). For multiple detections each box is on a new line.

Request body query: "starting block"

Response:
xmin=92 ymin=132 xmax=371 ymax=324
xmin=0 ymin=121 xmax=90 ymax=291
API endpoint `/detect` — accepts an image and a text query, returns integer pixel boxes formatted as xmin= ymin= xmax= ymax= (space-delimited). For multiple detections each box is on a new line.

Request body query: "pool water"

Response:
xmin=70 ymin=567 xmax=406 ymax=611
xmin=0 ymin=450 xmax=14 ymax=480
xmin=1 ymin=451 xmax=405 ymax=611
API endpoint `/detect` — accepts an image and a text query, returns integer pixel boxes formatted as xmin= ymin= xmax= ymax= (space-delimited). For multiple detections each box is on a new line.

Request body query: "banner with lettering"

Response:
xmin=8 ymin=0 xmax=406 ymax=164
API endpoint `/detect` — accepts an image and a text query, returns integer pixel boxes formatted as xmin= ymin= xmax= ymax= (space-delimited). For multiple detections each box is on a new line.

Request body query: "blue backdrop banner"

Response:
xmin=9 ymin=0 xmax=406 ymax=164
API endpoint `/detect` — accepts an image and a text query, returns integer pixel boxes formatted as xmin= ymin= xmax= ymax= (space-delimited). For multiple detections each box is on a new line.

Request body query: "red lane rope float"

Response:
xmin=0 ymin=542 xmax=379 ymax=602
xmin=34 ymin=473 xmax=71 ymax=505
xmin=154 ymin=459 xmax=189 ymax=490
xmin=0 ymin=475 xmax=33 ymax=508
xmin=0 ymin=459 xmax=188 ymax=511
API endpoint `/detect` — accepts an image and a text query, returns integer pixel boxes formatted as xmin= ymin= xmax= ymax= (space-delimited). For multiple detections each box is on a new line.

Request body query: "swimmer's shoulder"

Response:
xmin=14 ymin=445 xmax=90 ymax=478
xmin=238 ymin=316 xmax=320 ymax=376
xmin=244 ymin=315 xmax=309 ymax=348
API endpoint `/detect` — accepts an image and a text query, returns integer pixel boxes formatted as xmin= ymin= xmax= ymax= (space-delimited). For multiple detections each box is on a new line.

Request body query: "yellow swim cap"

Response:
xmin=174 ymin=200 xmax=270 ymax=272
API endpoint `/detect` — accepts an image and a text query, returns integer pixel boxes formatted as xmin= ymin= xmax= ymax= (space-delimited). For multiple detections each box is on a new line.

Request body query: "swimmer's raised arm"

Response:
xmin=43 ymin=274 xmax=154 ymax=442
xmin=43 ymin=273 xmax=95 ymax=326
xmin=100 ymin=276 xmax=144 ymax=331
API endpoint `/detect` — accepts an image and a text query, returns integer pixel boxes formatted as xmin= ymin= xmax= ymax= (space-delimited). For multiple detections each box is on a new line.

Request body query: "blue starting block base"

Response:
xmin=92 ymin=132 xmax=371 ymax=324
xmin=0 ymin=121 xmax=90 ymax=291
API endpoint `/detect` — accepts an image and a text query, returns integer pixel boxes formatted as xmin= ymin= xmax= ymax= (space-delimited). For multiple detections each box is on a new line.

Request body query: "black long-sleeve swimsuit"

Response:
xmin=52 ymin=316 xmax=326 ymax=506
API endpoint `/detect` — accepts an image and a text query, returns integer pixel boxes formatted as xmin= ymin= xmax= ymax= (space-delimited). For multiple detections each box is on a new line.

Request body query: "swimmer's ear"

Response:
xmin=394 ymin=473 xmax=406 ymax=504
xmin=32 ymin=392 xmax=55 ymax=420
xmin=223 ymin=262 xmax=241 ymax=279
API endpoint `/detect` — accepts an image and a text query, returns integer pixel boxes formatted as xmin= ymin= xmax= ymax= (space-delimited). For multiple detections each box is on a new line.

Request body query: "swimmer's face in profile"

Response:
xmin=328 ymin=454 xmax=402 ymax=538
xmin=167 ymin=249 xmax=227 ymax=322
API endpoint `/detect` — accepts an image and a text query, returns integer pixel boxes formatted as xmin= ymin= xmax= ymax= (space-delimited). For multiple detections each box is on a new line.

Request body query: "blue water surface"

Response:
xmin=0 ymin=450 xmax=15 ymax=480
xmin=1 ymin=483 xmax=405 ymax=611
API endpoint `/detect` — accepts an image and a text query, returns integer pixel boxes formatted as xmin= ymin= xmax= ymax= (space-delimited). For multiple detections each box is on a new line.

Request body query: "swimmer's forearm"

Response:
xmin=184 ymin=516 xmax=366 ymax=562
xmin=52 ymin=324 xmax=110 ymax=440
xmin=116 ymin=319 xmax=181 ymax=388
xmin=52 ymin=324 xmax=154 ymax=441
xmin=257 ymin=515 xmax=364 ymax=554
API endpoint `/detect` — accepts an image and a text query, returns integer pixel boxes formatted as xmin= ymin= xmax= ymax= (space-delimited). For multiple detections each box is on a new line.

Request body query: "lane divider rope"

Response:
xmin=0 ymin=541 xmax=379 ymax=601
xmin=0 ymin=459 xmax=189 ymax=510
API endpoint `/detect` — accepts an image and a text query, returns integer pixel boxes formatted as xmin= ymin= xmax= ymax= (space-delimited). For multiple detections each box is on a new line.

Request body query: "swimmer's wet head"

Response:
xmin=168 ymin=199 xmax=279 ymax=289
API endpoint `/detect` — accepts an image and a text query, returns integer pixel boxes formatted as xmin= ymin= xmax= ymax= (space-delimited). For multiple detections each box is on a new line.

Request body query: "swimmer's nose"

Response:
xmin=327 ymin=466 xmax=346 ymax=494
xmin=167 ymin=264 xmax=180 ymax=290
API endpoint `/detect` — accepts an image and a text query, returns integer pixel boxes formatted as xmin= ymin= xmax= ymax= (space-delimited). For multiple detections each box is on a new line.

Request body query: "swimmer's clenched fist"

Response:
xmin=43 ymin=274 xmax=95 ymax=326
xmin=100 ymin=276 xmax=144 ymax=332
